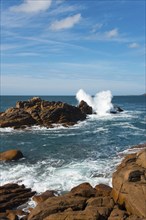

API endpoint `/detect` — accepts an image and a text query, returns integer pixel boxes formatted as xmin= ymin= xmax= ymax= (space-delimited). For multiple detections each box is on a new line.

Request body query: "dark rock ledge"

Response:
xmin=0 ymin=144 xmax=145 ymax=220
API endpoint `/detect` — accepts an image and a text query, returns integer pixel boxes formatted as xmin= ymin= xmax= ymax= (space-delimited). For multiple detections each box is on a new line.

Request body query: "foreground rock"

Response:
xmin=0 ymin=149 xmax=24 ymax=161
xmin=28 ymin=147 xmax=146 ymax=220
xmin=0 ymin=183 xmax=36 ymax=219
xmin=0 ymin=97 xmax=86 ymax=128
xmin=112 ymin=147 xmax=146 ymax=218
xmin=0 ymin=145 xmax=145 ymax=219
xmin=28 ymin=183 xmax=114 ymax=220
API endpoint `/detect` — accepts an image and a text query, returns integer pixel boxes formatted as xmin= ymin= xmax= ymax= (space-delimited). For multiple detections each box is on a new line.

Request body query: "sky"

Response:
xmin=1 ymin=0 xmax=146 ymax=95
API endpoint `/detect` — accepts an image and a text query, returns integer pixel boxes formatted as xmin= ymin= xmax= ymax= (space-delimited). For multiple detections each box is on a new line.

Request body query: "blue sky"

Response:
xmin=1 ymin=0 xmax=145 ymax=95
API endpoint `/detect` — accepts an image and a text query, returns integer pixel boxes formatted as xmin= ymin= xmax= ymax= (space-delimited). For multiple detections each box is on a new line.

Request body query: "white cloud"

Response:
xmin=50 ymin=14 xmax=81 ymax=31
xmin=105 ymin=28 xmax=119 ymax=38
xmin=10 ymin=0 xmax=52 ymax=13
xmin=128 ymin=43 xmax=140 ymax=48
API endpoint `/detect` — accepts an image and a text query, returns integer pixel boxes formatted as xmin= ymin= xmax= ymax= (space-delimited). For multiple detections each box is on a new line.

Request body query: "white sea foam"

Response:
xmin=76 ymin=89 xmax=113 ymax=116
xmin=0 ymin=127 xmax=15 ymax=132
xmin=0 ymin=158 xmax=119 ymax=195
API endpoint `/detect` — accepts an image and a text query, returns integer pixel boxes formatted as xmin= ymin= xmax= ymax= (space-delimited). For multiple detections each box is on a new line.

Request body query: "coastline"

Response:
xmin=0 ymin=143 xmax=146 ymax=220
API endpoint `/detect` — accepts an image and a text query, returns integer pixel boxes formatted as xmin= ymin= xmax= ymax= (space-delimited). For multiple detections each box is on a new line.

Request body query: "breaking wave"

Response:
xmin=76 ymin=89 xmax=113 ymax=116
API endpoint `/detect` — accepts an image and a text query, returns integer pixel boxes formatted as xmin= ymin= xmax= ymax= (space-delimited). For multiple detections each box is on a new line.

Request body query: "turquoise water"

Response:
xmin=0 ymin=95 xmax=145 ymax=193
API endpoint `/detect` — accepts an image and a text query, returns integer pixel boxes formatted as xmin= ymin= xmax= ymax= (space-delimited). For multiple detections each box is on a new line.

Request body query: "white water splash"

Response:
xmin=76 ymin=89 xmax=113 ymax=116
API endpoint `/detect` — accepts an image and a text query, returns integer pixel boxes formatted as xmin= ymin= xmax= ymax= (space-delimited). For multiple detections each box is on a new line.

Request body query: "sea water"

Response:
xmin=0 ymin=94 xmax=146 ymax=195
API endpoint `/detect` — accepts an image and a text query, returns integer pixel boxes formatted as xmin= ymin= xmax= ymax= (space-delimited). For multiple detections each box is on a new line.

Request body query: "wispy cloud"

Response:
xmin=49 ymin=5 xmax=79 ymax=16
xmin=10 ymin=0 xmax=52 ymax=13
xmin=50 ymin=14 xmax=81 ymax=31
xmin=128 ymin=42 xmax=140 ymax=48
xmin=0 ymin=44 xmax=19 ymax=51
xmin=91 ymin=23 xmax=103 ymax=33
xmin=105 ymin=28 xmax=119 ymax=38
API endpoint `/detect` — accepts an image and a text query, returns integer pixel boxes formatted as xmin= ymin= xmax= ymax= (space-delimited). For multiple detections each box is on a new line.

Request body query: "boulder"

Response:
xmin=0 ymin=149 xmax=24 ymax=161
xmin=70 ymin=182 xmax=96 ymax=198
xmin=136 ymin=149 xmax=146 ymax=168
xmin=78 ymin=100 xmax=93 ymax=115
xmin=112 ymin=148 xmax=146 ymax=218
xmin=95 ymin=184 xmax=112 ymax=197
xmin=33 ymin=190 xmax=57 ymax=204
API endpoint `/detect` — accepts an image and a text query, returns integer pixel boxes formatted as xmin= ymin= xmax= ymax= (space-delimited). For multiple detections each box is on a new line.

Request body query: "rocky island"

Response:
xmin=0 ymin=97 xmax=123 ymax=129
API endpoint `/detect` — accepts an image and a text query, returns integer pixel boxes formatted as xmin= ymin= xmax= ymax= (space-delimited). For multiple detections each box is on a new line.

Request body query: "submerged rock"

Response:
xmin=0 ymin=149 xmax=24 ymax=161
xmin=110 ymin=105 xmax=124 ymax=114
xmin=0 ymin=97 xmax=86 ymax=129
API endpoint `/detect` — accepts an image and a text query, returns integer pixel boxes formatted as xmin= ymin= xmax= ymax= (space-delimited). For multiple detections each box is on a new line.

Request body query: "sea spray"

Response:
xmin=76 ymin=89 xmax=113 ymax=116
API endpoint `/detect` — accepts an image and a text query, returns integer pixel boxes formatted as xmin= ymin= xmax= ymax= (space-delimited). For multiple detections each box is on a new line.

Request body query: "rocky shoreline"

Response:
xmin=0 ymin=144 xmax=146 ymax=220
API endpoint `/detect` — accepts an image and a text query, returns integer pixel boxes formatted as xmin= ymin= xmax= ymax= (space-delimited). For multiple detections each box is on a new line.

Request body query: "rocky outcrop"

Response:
xmin=0 ymin=149 xmax=24 ymax=161
xmin=27 ymin=148 xmax=146 ymax=220
xmin=0 ymin=97 xmax=86 ymax=128
xmin=78 ymin=100 xmax=93 ymax=115
xmin=112 ymin=148 xmax=146 ymax=218
xmin=28 ymin=183 xmax=114 ymax=220
xmin=0 ymin=183 xmax=36 ymax=219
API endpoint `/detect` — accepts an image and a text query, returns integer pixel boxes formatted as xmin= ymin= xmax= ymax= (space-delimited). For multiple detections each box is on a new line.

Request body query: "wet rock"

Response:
xmin=112 ymin=148 xmax=146 ymax=217
xmin=0 ymin=108 xmax=36 ymax=128
xmin=0 ymin=183 xmax=36 ymax=212
xmin=110 ymin=105 xmax=124 ymax=114
xmin=0 ymin=150 xmax=24 ymax=161
xmin=78 ymin=100 xmax=93 ymax=115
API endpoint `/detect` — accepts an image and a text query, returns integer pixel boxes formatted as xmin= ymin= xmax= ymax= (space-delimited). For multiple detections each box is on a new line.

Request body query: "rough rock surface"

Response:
xmin=0 ymin=97 xmax=86 ymax=128
xmin=33 ymin=190 xmax=57 ymax=204
xmin=0 ymin=149 xmax=24 ymax=161
xmin=28 ymin=183 xmax=115 ymax=220
xmin=112 ymin=147 xmax=146 ymax=218
xmin=78 ymin=100 xmax=93 ymax=115
xmin=0 ymin=183 xmax=36 ymax=219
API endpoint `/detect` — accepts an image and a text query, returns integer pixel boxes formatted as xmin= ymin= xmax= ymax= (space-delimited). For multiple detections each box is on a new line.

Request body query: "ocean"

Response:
xmin=0 ymin=95 xmax=146 ymax=197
